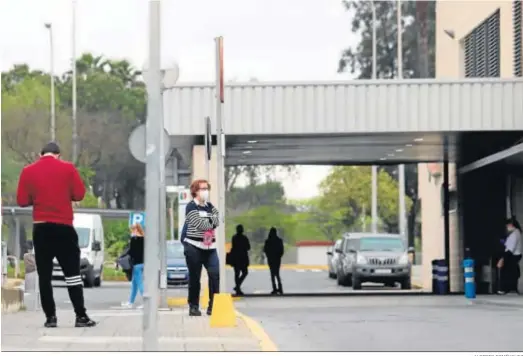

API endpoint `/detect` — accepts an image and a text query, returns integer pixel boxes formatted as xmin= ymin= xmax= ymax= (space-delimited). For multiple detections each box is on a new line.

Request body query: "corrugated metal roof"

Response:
xmin=163 ymin=78 xmax=523 ymax=136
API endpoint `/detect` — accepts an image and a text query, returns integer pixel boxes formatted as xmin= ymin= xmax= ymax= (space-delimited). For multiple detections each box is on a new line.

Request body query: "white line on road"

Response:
xmin=38 ymin=336 xmax=254 ymax=344
xmin=90 ymin=310 xmax=186 ymax=317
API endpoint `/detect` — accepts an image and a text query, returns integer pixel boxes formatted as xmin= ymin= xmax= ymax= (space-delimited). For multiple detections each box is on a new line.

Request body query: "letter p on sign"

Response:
xmin=129 ymin=212 xmax=145 ymax=228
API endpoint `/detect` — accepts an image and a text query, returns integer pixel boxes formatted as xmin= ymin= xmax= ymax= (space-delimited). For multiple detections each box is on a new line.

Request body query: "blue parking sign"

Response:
xmin=129 ymin=211 xmax=145 ymax=228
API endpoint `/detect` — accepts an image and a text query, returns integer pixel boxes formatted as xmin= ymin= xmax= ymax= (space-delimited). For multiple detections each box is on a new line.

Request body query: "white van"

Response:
xmin=52 ymin=213 xmax=105 ymax=288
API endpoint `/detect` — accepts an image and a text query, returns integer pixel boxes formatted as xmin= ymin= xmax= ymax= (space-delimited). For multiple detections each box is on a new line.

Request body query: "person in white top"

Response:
xmin=497 ymin=217 xmax=522 ymax=294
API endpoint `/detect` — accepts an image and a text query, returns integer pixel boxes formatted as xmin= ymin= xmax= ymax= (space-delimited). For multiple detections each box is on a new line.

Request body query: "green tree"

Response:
xmin=318 ymin=166 xmax=412 ymax=233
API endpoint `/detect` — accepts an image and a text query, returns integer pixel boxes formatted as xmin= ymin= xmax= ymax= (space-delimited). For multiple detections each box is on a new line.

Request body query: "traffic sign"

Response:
xmin=205 ymin=116 xmax=212 ymax=161
xmin=177 ymin=189 xmax=191 ymax=240
xmin=128 ymin=124 xmax=171 ymax=163
xmin=129 ymin=211 xmax=146 ymax=227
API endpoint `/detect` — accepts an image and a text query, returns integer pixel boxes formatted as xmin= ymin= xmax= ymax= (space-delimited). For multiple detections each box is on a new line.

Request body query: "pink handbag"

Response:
xmin=203 ymin=229 xmax=215 ymax=246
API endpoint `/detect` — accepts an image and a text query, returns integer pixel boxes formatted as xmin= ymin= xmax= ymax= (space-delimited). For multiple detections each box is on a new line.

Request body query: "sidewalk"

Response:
xmin=1 ymin=308 xmax=271 ymax=351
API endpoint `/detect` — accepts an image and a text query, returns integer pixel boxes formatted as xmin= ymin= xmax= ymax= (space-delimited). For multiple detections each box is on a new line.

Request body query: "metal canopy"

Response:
xmin=225 ymin=132 xmax=458 ymax=166
xmin=459 ymin=142 xmax=523 ymax=174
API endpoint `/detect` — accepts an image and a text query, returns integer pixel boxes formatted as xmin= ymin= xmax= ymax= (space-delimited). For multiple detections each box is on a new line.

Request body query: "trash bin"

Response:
xmin=432 ymin=259 xmax=448 ymax=294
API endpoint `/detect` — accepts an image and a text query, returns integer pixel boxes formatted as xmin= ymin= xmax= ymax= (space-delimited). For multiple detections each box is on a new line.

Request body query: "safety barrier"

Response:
xmin=463 ymin=258 xmax=476 ymax=299
xmin=431 ymin=259 xmax=448 ymax=294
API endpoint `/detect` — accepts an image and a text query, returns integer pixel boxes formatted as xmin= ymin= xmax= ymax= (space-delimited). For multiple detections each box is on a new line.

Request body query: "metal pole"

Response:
xmin=215 ymin=37 xmax=227 ymax=293
xmin=47 ymin=25 xmax=56 ymax=142
xmin=14 ymin=216 xmax=20 ymax=278
xmin=170 ymin=196 xmax=175 ymax=240
xmin=159 ymin=90 xmax=167 ymax=308
xmin=443 ymin=136 xmax=451 ymax=293
xmin=72 ymin=0 xmax=78 ymax=163
xmin=143 ymin=0 xmax=161 ymax=351
xmin=371 ymin=0 xmax=378 ymax=234
xmin=397 ymin=0 xmax=407 ymax=239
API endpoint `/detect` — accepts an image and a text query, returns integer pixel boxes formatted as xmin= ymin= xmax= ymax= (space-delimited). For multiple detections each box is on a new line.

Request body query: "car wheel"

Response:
xmin=401 ymin=278 xmax=411 ymax=290
xmin=352 ymin=275 xmax=362 ymax=290
xmin=84 ymin=267 xmax=95 ymax=288
xmin=94 ymin=267 xmax=103 ymax=287
xmin=336 ymin=271 xmax=345 ymax=286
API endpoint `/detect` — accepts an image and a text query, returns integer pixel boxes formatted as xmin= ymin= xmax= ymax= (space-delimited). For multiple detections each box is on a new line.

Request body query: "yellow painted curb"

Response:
xmin=226 ymin=264 xmax=329 ymax=271
xmin=236 ymin=310 xmax=278 ymax=352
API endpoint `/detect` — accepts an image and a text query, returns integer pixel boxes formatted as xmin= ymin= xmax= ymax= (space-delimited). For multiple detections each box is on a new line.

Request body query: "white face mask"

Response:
xmin=199 ymin=190 xmax=209 ymax=202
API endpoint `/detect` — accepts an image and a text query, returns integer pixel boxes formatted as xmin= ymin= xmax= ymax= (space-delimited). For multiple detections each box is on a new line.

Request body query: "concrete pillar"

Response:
xmin=418 ymin=163 xmax=463 ymax=292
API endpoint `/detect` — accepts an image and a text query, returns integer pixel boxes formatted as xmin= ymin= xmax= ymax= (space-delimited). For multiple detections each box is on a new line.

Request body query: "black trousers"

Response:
xmin=268 ymin=260 xmax=282 ymax=292
xmin=501 ymin=254 xmax=522 ymax=293
xmin=33 ymin=223 xmax=86 ymax=318
xmin=184 ymin=243 xmax=219 ymax=309
xmin=234 ymin=265 xmax=248 ymax=290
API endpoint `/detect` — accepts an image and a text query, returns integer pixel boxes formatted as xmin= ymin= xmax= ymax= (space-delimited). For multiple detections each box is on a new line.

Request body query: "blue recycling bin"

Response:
xmin=463 ymin=258 xmax=476 ymax=299
xmin=431 ymin=259 xmax=449 ymax=295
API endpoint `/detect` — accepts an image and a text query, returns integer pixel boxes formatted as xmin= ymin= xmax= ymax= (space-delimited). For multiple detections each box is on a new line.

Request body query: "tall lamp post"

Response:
xmin=44 ymin=23 xmax=56 ymax=142
xmin=72 ymin=0 xmax=78 ymax=163
xmin=397 ymin=0 xmax=407 ymax=241
xmin=371 ymin=0 xmax=378 ymax=233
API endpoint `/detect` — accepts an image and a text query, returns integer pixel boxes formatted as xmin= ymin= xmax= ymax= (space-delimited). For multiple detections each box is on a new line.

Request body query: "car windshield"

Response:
xmin=359 ymin=237 xmax=404 ymax=252
xmin=166 ymin=243 xmax=184 ymax=259
xmin=75 ymin=227 xmax=91 ymax=248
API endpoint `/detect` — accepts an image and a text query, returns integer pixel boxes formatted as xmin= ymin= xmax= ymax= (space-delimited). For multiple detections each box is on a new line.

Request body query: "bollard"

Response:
xmin=436 ymin=260 xmax=449 ymax=294
xmin=431 ymin=260 xmax=438 ymax=294
xmin=463 ymin=258 xmax=476 ymax=299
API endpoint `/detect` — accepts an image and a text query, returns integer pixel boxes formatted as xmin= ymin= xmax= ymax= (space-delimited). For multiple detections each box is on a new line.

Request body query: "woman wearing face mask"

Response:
xmin=497 ymin=217 xmax=522 ymax=295
xmin=122 ymin=223 xmax=145 ymax=308
xmin=183 ymin=179 xmax=220 ymax=316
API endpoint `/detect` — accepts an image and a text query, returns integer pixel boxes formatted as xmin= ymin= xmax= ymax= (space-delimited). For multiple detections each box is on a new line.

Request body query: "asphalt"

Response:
xmin=23 ymin=269 xmax=419 ymax=311
xmin=236 ymin=295 xmax=523 ymax=352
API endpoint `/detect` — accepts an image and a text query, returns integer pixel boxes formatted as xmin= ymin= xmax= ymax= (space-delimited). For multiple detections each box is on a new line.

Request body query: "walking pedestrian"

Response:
xmin=230 ymin=224 xmax=250 ymax=295
xmin=121 ymin=223 xmax=145 ymax=308
xmin=182 ymin=179 xmax=220 ymax=316
xmin=264 ymin=227 xmax=284 ymax=295
xmin=497 ymin=217 xmax=522 ymax=294
xmin=16 ymin=142 xmax=96 ymax=328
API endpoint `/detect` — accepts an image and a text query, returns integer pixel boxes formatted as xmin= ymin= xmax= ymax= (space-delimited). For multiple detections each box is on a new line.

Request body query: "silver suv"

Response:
xmin=335 ymin=233 xmax=412 ymax=290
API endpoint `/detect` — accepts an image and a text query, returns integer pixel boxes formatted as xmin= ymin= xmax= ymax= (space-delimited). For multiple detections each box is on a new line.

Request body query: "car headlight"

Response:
xmin=356 ymin=254 xmax=367 ymax=264
xmin=398 ymin=253 xmax=409 ymax=265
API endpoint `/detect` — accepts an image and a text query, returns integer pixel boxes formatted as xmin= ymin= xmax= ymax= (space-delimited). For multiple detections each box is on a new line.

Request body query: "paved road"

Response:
xmin=23 ymin=268 xmax=421 ymax=312
xmin=225 ymin=267 xmax=422 ymax=294
xmin=236 ymin=295 xmax=523 ymax=351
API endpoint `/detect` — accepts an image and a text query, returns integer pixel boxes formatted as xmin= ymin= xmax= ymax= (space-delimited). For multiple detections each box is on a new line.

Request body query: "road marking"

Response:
xmin=236 ymin=311 xmax=278 ymax=352
xmin=38 ymin=336 xmax=255 ymax=345
xmin=90 ymin=310 xmax=187 ymax=317
xmin=295 ymin=269 xmax=305 ymax=272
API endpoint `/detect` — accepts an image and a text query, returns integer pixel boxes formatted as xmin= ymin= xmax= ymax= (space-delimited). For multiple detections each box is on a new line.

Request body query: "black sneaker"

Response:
xmin=206 ymin=308 xmax=212 ymax=316
xmin=44 ymin=316 xmax=57 ymax=328
xmin=75 ymin=315 xmax=97 ymax=328
xmin=189 ymin=306 xmax=202 ymax=316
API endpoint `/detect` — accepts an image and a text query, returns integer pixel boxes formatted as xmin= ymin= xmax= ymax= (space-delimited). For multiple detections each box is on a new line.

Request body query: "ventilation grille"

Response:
xmin=515 ymin=1 xmax=522 ymax=76
xmin=464 ymin=10 xmax=500 ymax=77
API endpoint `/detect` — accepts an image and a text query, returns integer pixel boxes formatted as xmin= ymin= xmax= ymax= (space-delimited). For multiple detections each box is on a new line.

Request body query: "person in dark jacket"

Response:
xmin=122 ymin=223 xmax=145 ymax=308
xmin=264 ymin=227 xmax=284 ymax=295
xmin=230 ymin=225 xmax=251 ymax=295
xmin=16 ymin=142 xmax=96 ymax=328
xmin=497 ymin=217 xmax=522 ymax=295
xmin=183 ymin=179 xmax=220 ymax=316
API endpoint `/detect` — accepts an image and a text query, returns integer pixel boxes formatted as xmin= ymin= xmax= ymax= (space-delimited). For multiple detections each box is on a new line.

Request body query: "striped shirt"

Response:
xmin=184 ymin=200 xmax=219 ymax=250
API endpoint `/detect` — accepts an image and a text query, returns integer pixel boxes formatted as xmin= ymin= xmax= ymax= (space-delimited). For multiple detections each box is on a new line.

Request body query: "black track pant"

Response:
xmin=33 ymin=222 xmax=86 ymax=318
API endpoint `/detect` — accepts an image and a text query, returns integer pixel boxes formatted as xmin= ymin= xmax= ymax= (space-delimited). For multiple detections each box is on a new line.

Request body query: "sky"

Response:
xmin=0 ymin=0 xmax=357 ymax=200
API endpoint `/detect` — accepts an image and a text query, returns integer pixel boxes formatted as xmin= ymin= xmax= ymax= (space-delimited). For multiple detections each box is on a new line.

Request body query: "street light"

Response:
xmin=72 ymin=0 xmax=78 ymax=163
xmin=44 ymin=23 xmax=56 ymax=142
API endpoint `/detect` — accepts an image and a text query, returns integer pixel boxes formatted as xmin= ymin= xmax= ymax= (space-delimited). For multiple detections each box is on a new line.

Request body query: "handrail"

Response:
xmin=1 ymin=206 xmax=137 ymax=219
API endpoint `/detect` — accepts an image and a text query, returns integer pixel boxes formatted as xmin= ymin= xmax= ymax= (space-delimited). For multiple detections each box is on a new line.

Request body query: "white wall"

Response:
xmin=297 ymin=246 xmax=330 ymax=265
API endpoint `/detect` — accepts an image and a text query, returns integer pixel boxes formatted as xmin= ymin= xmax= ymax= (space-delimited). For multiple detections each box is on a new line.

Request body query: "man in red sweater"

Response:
xmin=17 ymin=142 xmax=96 ymax=328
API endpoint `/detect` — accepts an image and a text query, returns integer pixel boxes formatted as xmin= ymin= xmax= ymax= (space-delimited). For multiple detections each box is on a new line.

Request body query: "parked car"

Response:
xmin=52 ymin=213 xmax=105 ymax=288
xmin=327 ymin=239 xmax=342 ymax=279
xmin=335 ymin=233 xmax=412 ymax=290
xmin=166 ymin=241 xmax=189 ymax=285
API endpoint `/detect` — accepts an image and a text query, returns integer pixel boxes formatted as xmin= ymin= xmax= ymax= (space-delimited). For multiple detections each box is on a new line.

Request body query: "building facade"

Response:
xmin=419 ymin=0 xmax=523 ymax=291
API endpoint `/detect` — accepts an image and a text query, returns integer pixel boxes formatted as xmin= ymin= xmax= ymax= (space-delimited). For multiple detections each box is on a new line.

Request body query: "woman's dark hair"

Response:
xmin=268 ymin=227 xmax=277 ymax=238
xmin=236 ymin=224 xmax=244 ymax=234
xmin=506 ymin=216 xmax=521 ymax=231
